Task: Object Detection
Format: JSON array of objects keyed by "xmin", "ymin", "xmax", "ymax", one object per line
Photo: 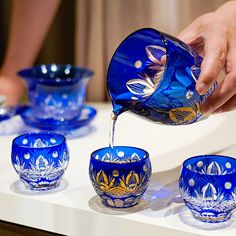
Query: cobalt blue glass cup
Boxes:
[
  {"xmin": 11, "ymin": 132, "xmax": 69, "ymax": 191},
  {"xmin": 107, "ymin": 28, "xmax": 217, "ymax": 125},
  {"xmin": 89, "ymin": 146, "xmax": 152, "ymax": 208},
  {"xmin": 179, "ymin": 155, "xmax": 236, "ymax": 223},
  {"xmin": 18, "ymin": 64, "xmax": 93, "ymax": 121}
]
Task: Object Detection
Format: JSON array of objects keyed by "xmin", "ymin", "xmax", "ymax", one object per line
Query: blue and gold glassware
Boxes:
[
  {"xmin": 89, "ymin": 146, "xmax": 152, "ymax": 208},
  {"xmin": 11, "ymin": 132, "xmax": 69, "ymax": 191},
  {"xmin": 107, "ymin": 28, "xmax": 217, "ymax": 125},
  {"xmin": 179, "ymin": 155, "xmax": 236, "ymax": 223},
  {"xmin": 18, "ymin": 64, "xmax": 93, "ymax": 121}
]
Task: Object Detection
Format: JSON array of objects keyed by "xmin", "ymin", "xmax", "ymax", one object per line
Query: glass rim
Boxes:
[
  {"xmin": 90, "ymin": 145, "xmax": 149, "ymax": 164},
  {"xmin": 12, "ymin": 131, "xmax": 66, "ymax": 149},
  {"xmin": 17, "ymin": 63, "xmax": 94, "ymax": 81},
  {"xmin": 182, "ymin": 154, "xmax": 236, "ymax": 176}
]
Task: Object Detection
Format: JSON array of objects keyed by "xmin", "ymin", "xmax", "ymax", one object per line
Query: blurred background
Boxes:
[
  {"xmin": 0, "ymin": 0, "xmax": 75, "ymax": 65},
  {"xmin": 0, "ymin": 0, "xmax": 227, "ymax": 101}
]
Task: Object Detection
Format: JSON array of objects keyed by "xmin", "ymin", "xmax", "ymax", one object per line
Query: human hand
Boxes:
[
  {"xmin": 0, "ymin": 74, "xmax": 26, "ymax": 106},
  {"xmin": 178, "ymin": 1, "xmax": 236, "ymax": 114}
]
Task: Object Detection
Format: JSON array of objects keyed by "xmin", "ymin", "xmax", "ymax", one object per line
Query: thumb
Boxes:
[
  {"xmin": 177, "ymin": 21, "xmax": 201, "ymax": 44},
  {"xmin": 178, "ymin": 31, "xmax": 197, "ymax": 44},
  {"xmin": 178, "ymin": 23, "xmax": 204, "ymax": 54}
]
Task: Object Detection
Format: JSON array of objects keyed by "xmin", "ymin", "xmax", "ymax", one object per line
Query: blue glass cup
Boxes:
[
  {"xmin": 107, "ymin": 28, "xmax": 217, "ymax": 125},
  {"xmin": 179, "ymin": 155, "xmax": 236, "ymax": 223},
  {"xmin": 89, "ymin": 146, "xmax": 152, "ymax": 208},
  {"xmin": 11, "ymin": 132, "xmax": 69, "ymax": 191},
  {"xmin": 18, "ymin": 64, "xmax": 93, "ymax": 121}
]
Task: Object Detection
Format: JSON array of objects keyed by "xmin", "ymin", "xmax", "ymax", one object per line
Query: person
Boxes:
[
  {"xmin": 178, "ymin": 1, "xmax": 236, "ymax": 114},
  {"xmin": 0, "ymin": 0, "xmax": 61, "ymax": 106},
  {"xmin": 1, "ymin": 0, "xmax": 236, "ymax": 115}
]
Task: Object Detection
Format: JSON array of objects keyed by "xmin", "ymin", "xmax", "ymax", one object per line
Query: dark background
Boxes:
[{"xmin": 0, "ymin": 0, "xmax": 76, "ymax": 66}]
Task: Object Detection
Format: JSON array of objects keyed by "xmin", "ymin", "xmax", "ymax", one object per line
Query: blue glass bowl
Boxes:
[
  {"xmin": 89, "ymin": 146, "xmax": 152, "ymax": 208},
  {"xmin": 11, "ymin": 132, "xmax": 69, "ymax": 191},
  {"xmin": 20, "ymin": 105, "xmax": 97, "ymax": 132},
  {"xmin": 107, "ymin": 28, "xmax": 217, "ymax": 125},
  {"xmin": 18, "ymin": 64, "xmax": 94, "ymax": 121},
  {"xmin": 179, "ymin": 155, "xmax": 236, "ymax": 223}
]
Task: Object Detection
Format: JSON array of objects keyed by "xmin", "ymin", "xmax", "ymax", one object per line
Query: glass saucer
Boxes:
[
  {"xmin": 20, "ymin": 105, "xmax": 97, "ymax": 132},
  {"xmin": 0, "ymin": 105, "xmax": 29, "ymax": 122}
]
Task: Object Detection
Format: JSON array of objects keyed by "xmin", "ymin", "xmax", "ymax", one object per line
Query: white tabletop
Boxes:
[{"xmin": 0, "ymin": 102, "xmax": 236, "ymax": 236}]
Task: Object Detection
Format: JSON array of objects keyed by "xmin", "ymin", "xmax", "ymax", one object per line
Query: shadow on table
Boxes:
[
  {"xmin": 88, "ymin": 165, "xmax": 183, "ymax": 216},
  {"xmin": 88, "ymin": 164, "xmax": 236, "ymax": 231},
  {"xmin": 178, "ymin": 206, "xmax": 236, "ymax": 230},
  {"xmin": 10, "ymin": 179, "xmax": 69, "ymax": 196}
]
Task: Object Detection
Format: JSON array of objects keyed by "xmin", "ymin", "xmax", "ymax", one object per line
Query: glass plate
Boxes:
[{"xmin": 21, "ymin": 105, "xmax": 97, "ymax": 131}]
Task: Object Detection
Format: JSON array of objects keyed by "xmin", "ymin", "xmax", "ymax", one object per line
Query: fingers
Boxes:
[
  {"xmin": 179, "ymin": 18, "xmax": 227, "ymax": 96},
  {"xmin": 196, "ymin": 33, "xmax": 227, "ymax": 95},
  {"xmin": 0, "ymin": 77, "xmax": 25, "ymax": 106},
  {"xmin": 201, "ymin": 44, "xmax": 236, "ymax": 114},
  {"xmin": 201, "ymin": 73, "xmax": 236, "ymax": 114},
  {"xmin": 178, "ymin": 19, "xmax": 201, "ymax": 44},
  {"xmin": 213, "ymin": 94, "xmax": 236, "ymax": 113},
  {"xmin": 160, "ymin": 55, "xmax": 166, "ymax": 65}
]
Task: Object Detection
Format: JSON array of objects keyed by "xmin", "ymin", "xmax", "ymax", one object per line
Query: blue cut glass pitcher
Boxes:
[{"xmin": 107, "ymin": 28, "xmax": 217, "ymax": 125}]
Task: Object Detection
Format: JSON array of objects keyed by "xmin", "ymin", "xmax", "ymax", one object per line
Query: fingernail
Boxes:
[{"xmin": 196, "ymin": 82, "xmax": 207, "ymax": 95}]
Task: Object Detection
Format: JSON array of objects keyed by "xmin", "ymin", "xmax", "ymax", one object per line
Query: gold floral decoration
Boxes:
[
  {"xmin": 169, "ymin": 103, "xmax": 200, "ymax": 124},
  {"xmin": 93, "ymin": 168, "xmax": 150, "ymax": 198}
]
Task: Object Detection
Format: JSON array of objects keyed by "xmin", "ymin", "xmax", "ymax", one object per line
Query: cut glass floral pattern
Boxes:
[
  {"xmin": 180, "ymin": 155, "xmax": 236, "ymax": 223},
  {"xmin": 126, "ymin": 45, "xmax": 166, "ymax": 101},
  {"xmin": 185, "ymin": 161, "xmax": 236, "ymax": 175},
  {"xmin": 12, "ymin": 133, "xmax": 69, "ymax": 191},
  {"xmin": 99, "ymin": 152, "xmax": 142, "ymax": 163}
]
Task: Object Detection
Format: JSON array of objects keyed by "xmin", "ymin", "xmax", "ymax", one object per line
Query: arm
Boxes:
[
  {"xmin": 178, "ymin": 1, "xmax": 236, "ymax": 114},
  {"xmin": 0, "ymin": 0, "xmax": 61, "ymax": 106}
]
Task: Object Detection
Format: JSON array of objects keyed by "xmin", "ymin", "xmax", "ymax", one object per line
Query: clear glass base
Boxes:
[
  {"xmin": 25, "ymin": 181, "xmax": 60, "ymax": 191},
  {"xmin": 192, "ymin": 211, "xmax": 232, "ymax": 223},
  {"xmin": 102, "ymin": 198, "xmax": 140, "ymax": 208}
]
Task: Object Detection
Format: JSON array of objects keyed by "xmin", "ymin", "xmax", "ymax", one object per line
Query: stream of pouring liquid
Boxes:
[
  {"xmin": 109, "ymin": 111, "xmax": 118, "ymax": 150},
  {"xmin": 109, "ymin": 99, "xmax": 133, "ymax": 160}
]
